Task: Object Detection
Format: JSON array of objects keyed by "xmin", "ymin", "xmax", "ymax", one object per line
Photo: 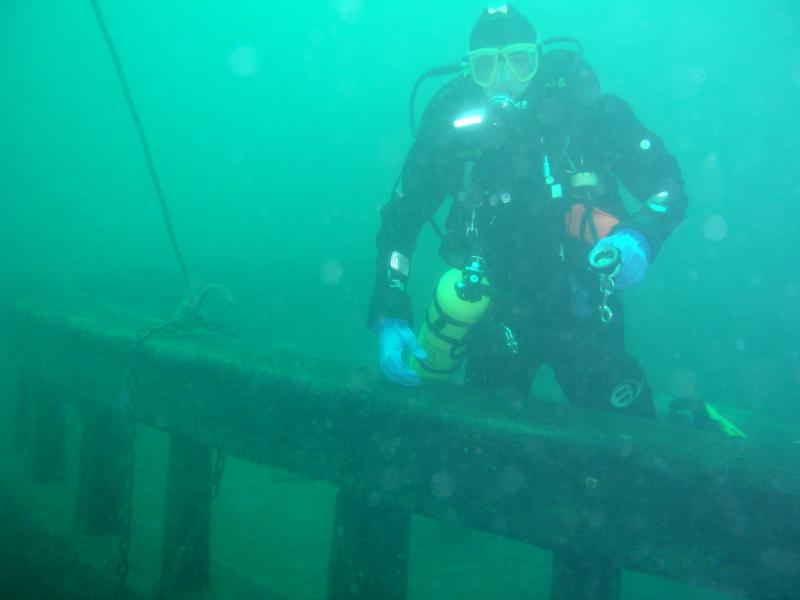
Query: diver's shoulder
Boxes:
[
  {"xmin": 534, "ymin": 49, "xmax": 602, "ymax": 107},
  {"xmin": 588, "ymin": 93, "xmax": 637, "ymax": 121},
  {"xmin": 417, "ymin": 76, "xmax": 482, "ymax": 135}
]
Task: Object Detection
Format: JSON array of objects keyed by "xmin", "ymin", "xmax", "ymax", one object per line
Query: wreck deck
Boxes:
[{"xmin": 2, "ymin": 298, "xmax": 798, "ymax": 599}]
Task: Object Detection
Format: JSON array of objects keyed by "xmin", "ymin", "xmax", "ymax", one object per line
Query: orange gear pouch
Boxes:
[{"xmin": 565, "ymin": 204, "xmax": 620, "ymax": 244}]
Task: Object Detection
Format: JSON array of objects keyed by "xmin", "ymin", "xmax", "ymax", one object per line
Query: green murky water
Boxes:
[{"xmin": 1, "ymin": 1, "xmax": 798, "ymax": 598}]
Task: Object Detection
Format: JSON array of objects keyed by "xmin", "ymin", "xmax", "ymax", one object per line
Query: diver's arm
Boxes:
[
  {"xmin": 367, "ymin": 138, "xmax": 449, "ymax": 328},
  {"xmin": 597, "ymin": 94, "xmax": 688, "ymax": 259}
]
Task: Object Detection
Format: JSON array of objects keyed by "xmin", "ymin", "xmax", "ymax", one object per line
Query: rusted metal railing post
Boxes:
[
  {"xmin": 551, "ymin": 549, "xmax": 622, "ymax": 600},
  {"xmin": 327, "ymin": 488, "xmax": 411, "ymax": 600},
  {"xmin": 157, "ymin": 435, "xmax": 212, "ymax": 597}
]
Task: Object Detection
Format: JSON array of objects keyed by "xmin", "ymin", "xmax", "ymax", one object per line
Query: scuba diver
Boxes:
[{"xmin": 369, "ymin": 3, "xmax": 742, "ymax": 432}]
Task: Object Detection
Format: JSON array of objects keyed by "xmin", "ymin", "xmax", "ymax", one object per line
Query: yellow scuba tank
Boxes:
[{"xmin": 410, "ymin": 258, "xmax": 491, "ymax": 380}]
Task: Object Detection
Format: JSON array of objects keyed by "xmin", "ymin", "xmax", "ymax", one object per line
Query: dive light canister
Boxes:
[{"xmin": 410, "ymin": 268, "xmax": 490, "ymax": 380}]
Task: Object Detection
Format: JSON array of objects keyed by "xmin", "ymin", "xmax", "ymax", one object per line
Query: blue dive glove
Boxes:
[
  {"xmin": 589, "ymin": 229, "xmax": 652, "ymax": 290},
  {"xmin": 374, "ymin": 318, "xmax": 427, "ymax": 387}
]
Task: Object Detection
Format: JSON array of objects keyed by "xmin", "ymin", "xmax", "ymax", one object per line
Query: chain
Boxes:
[
  {"xmin": 114, "ymin": 329, "xmax": 151, "ymax": 600},
  {"xmin": 115, "ymin": 362, "xmax": 139, "ymax": 600},
  {"xmin": 598, "ymin": 274, "xmax": 616, "ymax": 324},
  {"xmin": 588, "ymin": 244, "xmax": 621, "ymax": 325},
  {"xmin": 112, "ymin": 317, "xmax": 228, "ymax": 598},
  {"xmin": 211, "ymin": 449, "xmax": 227, "ymax": 500},
  {"xmin": 135, "ymin": 284, "xmax": 236, "ymax": 343}
]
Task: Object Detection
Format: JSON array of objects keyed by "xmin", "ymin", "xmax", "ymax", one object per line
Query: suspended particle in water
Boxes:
[
  {"xmin": 378, "ymin": 136, "xmax": 405, "ymax": 169},
  {"xmin": 226, "ymin": 139, "xmax": 246, "ymax": 165},
  {"xmin": 321, "ymin": 259, "xmax": 344, "ymax": 286},
  {"xmin": 668, "ymin": 367, "xmax": 697, "ymax": 398},
  {"xmin": 229, "ymin": 45, "xmax": 259, "ymax": 77},
  {"xmin": 587, "ymin": 508, "xmax": 606, "ymax": 530},
  {"xmin": 346, "ymin": 370, "xmax": 368, "ymax": 393},
  {"xmin": 330, "ymin": 0, "xmax": 364, "ymax": 25},
  {"xmin": 367, "ymin": 490, "xmax": 381, "ymax": 508},
  {"xmin": 615, "ymin": 434, "xmax": 634, "ymax": 458},
  {"xmin": 497, "ymin": 464, "xmax": 525, "ymax": 494},
  {"xmin": 430, "ymin": 469, "xmax": 456, "ymax": 499},
  {"xmin": 381, "ymin": 468, "xmax": 401, "ymax": 491},
  {"xmin": 115, "ymin": 386, "xmax": 130, "ymax": 411},
  {"xmin": 703, "ymin": 214, "xmax": 728, "ymax": 241},
  {"xmin": 689, "ymin": 66, "xmax": 708, "ymax": 85}
]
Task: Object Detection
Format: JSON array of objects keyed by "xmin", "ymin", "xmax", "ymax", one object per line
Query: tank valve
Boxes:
[{"xmin": 455, "ymin": 257, "xmax": 488, "ymax": 302}]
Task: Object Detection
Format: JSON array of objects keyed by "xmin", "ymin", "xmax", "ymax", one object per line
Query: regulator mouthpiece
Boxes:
[{"xmin": 484, "ymin": 93, "xmax": 528, "ymax": 129}]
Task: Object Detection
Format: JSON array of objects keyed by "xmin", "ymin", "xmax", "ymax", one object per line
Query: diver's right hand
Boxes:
[{"xmin": 374, "ymin": 318, "xmax": 427, "ymax": 387}]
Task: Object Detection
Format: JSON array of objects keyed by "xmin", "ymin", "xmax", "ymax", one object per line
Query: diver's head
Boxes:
[{"xmin": 468, "ymin": 3, "xmax": 539, "ymax": 101}]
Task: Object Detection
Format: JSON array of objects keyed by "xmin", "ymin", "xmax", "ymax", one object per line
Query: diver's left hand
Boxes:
[{"xmin": 589, "ymin": 229, "xmax": 652, "ymax": 290}]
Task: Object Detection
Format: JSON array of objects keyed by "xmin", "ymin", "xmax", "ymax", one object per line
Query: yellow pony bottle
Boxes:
[{"xmin": 410, "ymin": 258, "xmax": 491, "ymax": 380}]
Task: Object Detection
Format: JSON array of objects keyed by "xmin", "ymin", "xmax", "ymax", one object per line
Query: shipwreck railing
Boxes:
[{"xmin": 2, "ymin": 299, "xmax": 799, "ymax": 599}]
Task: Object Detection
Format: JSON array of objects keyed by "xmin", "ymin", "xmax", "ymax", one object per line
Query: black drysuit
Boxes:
[{"xmin": 369, "ymin": 53, "xmax": 687, "ymax": 417}]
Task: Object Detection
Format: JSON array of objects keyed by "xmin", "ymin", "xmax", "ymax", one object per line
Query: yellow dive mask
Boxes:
[{"xmin": 467, "ymin": 43, "xmax": 539, "ymax": 88}]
